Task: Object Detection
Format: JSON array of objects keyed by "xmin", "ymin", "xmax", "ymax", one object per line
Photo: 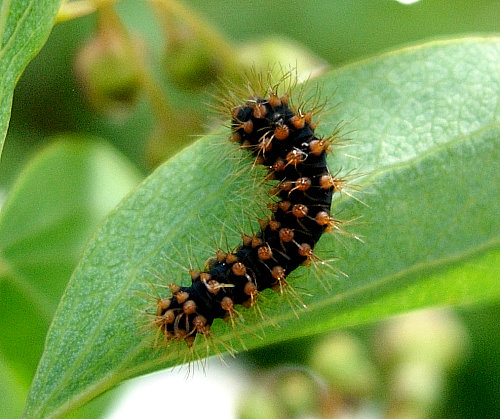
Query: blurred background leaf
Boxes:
[{"xmin": 0, "ymin": 138, "xmax": 141, "ymax": 417}]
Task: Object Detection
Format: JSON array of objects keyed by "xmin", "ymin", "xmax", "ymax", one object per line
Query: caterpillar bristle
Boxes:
[{"xmin": 148, "ymin": 68, "xmax": 359, "ymax": 352}]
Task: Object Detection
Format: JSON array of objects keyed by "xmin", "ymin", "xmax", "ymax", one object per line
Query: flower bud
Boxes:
[
  {"xmin": 165, "ymin": 38, "xmax": 224, "ymax": 90},
  {"xmin": 375, "ymin": 308, "xmax": 469, "ymax": 370},
  {"xmin": 237, "ymin": 36, "xmax": 330, "ymax": 82},
  {"xmin": 309, "ymin": 332, "xmax": 379, "ymax": 398},
  {"xmin": 75, "ymin": 7, "xmax": 143, "ymax": 117}
]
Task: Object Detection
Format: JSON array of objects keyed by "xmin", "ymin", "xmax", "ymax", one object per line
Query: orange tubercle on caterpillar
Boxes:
[{"xmin": 150, "ymin": 70, "xmax": 356, "ymax": 349}]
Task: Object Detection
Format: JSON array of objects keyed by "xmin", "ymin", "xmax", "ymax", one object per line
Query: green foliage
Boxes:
[
  {"xmin": 0, "ymin": 0, "xmax": 62, "ymax": 155},
  {"xmin": 22, "ymin": 38, "xmax": 500, "ymax": 418},
  {"xmin": 0, "ymin": 138, "xmax": 141, "ymax": 417},
  {"xmin": 0, "ymin": 1, "xmax": 498, "ymax": 418}
]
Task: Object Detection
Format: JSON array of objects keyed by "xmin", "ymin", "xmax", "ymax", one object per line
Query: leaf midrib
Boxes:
[
  {"xmin": 0, "ymin": 0, "xmax": 35, "ymax": 67},
  {"xmin": 32, "ymin": 120, "xmax": 500, "ymax": 418},
  {"xmin": 29, "ymin": 146, "xmax": 250, "ymax": 416},
  {"xmin": 0, "ymin": 0, "xmax": 13, "ymax": 50},
  {"xmin": 40, "ymin": 235, "xmax": 500, "ymax": 419},
  {"xmin": 238, "ymin": 235, "xmax": 500, "ymax": 342}
]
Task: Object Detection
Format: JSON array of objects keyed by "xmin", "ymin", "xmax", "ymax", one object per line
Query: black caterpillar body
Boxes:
[{"xmin": 154, "ymin": 87, "xmax": 338, "ymax": 346}]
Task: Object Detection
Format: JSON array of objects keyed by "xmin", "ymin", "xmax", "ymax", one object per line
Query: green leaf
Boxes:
[
  {"xmin": 0, "ymin": 138, "xmax": 141, "ymax": 418},
  {"xmin": 0, "ymin": 0, "xmax": 62, "ymax": 157},
  {"xmin": 24, "ymin": 37, "xmax": 500, "ymax": 418}
]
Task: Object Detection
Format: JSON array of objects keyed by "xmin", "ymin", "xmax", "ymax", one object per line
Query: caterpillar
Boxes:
[{"xmin": 153, "ymin": 72, "xmax": 345, "ymax": 348}]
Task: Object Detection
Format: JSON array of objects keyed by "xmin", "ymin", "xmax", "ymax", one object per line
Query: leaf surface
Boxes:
[
  {"xmin": 0, "ymin": 0, "xmax": 62, "ymax": 156},
  {"xmin": 24, "ymin": 37, "xmax": 500, "ymax": 418}
]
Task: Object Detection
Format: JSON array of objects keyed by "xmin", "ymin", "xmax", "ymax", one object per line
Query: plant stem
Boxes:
[
  {"xmin": 56, "ymin": 0, "xmax": 124, "ymax": 23},
  {"xmin": 97, "ymin": 3, "xmax": 174, "ymax": 124},
  {"xmin": 149, "ymin": 0, "xmax": 240, "ymax": 73}
]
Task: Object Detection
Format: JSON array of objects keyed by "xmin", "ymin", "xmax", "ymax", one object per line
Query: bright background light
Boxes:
[{"xmin": 396, "ymin": 0, "xmax": 422, "ymax": 5}]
